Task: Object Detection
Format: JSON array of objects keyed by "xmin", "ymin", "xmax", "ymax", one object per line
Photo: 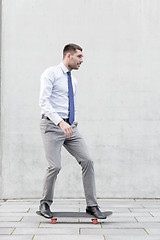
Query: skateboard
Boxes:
[{"xmin": 36, "ymin": 211, "xmax": 113, "ymax": 224}]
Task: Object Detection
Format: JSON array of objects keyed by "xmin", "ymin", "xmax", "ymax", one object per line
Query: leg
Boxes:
[
  {"xmin": 40, "ymin": 118, "xmax": 65, "ymax": 206},
  {"xmin": 63, "ymin": 123, "xmax": 98, "ymax": 207}
]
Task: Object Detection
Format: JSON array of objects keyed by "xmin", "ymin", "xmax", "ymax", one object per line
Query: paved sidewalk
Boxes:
[{"xmin": 0, "ymin": 199, "xmax": 160, "ymax": 240}]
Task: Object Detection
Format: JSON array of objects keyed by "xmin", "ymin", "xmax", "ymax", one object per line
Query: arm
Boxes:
[{"xmin": 39, "ymin": 69, "xmax": 63, "ymax": 125}]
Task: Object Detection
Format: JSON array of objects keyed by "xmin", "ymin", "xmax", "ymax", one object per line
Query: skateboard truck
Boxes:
[
  {"xmin": 51, "ymin": 218, "xmax": 98, "ymax": 224},
  {"xmin": 50, "ymin": 217, "xmax": 98, "ymax": 224}
]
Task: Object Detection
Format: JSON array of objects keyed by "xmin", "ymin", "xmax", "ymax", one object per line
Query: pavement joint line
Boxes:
[
  {"xmin": 27, "ymin": 208, "xmax": 31, "ymax": 212},
  {"xmin": 134, "ymin": 217, "xmax": 139, "ymax": 222},
  {"xmin": 19, "ymin": 216, "xmax": 24, "ymax": 222},
  {"xmin": 38, "ymin": 222, "xmax": 41, "ymax": 228},
  {"xmin": 143, "ymin": 228, "xmax": 149, "ymax": 235},
  {"xmin": 103, "ymin": 234, "xmax": 106, "ymax": 240},
  {"xmin": 149, "ymin": 212, "xmax": 154, "ymax": 217},
  {"xmin": 128, "ymin": 208, "xmax": 132, "ymax": 212},
  {"xmin": 141, "ymin": 204, "xmax": 145, "ymax": 208},
  {"xmin": 10, "ymin": 227, "xmax": 16, "ymax": 235},
  {"xmin": 32, "ymin": 234, "xmax": 35, "ymax": 240}
]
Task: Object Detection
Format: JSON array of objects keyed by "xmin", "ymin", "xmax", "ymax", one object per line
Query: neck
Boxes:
[{"xmin": 63, "ymin": 60, "xmax": 72, "ymax": 72}]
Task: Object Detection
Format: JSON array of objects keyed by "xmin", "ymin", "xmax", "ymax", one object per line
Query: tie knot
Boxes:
[{"xmin": 67, "ymin": 71, "xmax": 71, "ymax": 77}]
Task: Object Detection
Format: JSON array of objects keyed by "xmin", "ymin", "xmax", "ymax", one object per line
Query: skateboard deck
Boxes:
[{"xmin": 36, "ymin": 211, "xmax": 113, "ymax": 224}]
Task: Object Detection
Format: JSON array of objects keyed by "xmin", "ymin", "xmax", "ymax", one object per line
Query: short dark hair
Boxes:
[{"xmin": 63, "ymin": 43, "xmax": 83, "ymax": 58}]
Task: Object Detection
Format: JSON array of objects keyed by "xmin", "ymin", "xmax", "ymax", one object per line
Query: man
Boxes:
[{"xmin": 39, "ymin": 43, "xmax": 106, "ymax": 219}]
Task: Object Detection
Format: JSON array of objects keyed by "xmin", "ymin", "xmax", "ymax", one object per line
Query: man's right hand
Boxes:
[{"xmin": 59, "ymin": 120, "xmax": 73, "ymax": 138}]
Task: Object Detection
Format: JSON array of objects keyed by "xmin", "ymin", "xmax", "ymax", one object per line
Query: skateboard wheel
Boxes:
[
  {"xmin": 51, "ymin": 218, "xmax": 57, "ymax": 224},
  {"xmin": 92, "ymin": 219, "xmax": 98, "ymax": 224}
]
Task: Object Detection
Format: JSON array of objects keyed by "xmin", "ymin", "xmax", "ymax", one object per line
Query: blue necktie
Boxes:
[{"xmin": 67, "ymin": 71, "xmax": 75, "ymax": 125}]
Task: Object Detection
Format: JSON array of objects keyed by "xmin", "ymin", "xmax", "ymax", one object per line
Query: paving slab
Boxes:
[
  {"xmin": 80, "ymin": 228, "xmax": 147, "ymax": 235},
  {"xmin": 34, "ymin": 235, "xmax": 104, "ymax": 240},
  {"xmin": 150, "ymin": 212, "xmax": 160, "ymax": 217},
  {"xmin": 142, "ymin": 205, "xmax": 160, "ymax": 208},
  {"xmin": 98, "ymin": 199, "xmax": 135, "ymax": 202},
  {"xmin": 136, "ymin": 217, "xmax": 160, "ymax": 222},
  {"xmin": 130, "ymin": 208, "xmax": 160, "ymax": 213},
  {"xmin": 105, "ymin": 236, "xmax": 160, "ymax": 240},
  {"xmin": 0, "ymin": 213, "xmax": 39, "ymax": 217},
  {"xmin": 135, "ymin": 199, "xmax": 160, "ymax": 202},
  {"xmin": 146, "ymin": 228, "xmax": 160, "ymax": 234},
  {"xmin": 0, "ymin": 222, "xmax": 39, "ymax": 227},
  {"xmin": 39, "ymin": 222, "xmax": 101, "ymax": 228},
  {"xmin": 0, "ymin": 216, "xmax": 23, "ymax": 221},
  {"xmin": 6, "ymin": 199, "xmax": 39, "ymax": 202},
  {"xmin": 3, "ymin": 202, "xmax": 35, "ymax": 205},
  {"xmin": 112, "ymin": 212, "xmax": 151, "ymax": 217},
  {"xmin": 21, "ymin": 216, "xmax": 47, "ymax": 223},
  {"xmin": 101, "ymin": 204, "xmax": 143, "ymax": 208},
  {"xmin": 101, "ymin": 222, "xmax": 160, "ymax": 228},
  {"xmin": 0, "ymin": 227, "xmax": 15, "ymax": 234},
  {"xmin": 13, "ymin": 227, "xmax": 79, "ymax": 235},
  {"xmin": 0, "ymin": 236, "xmax": 33, "ymax": 240},
  {"xmin": 0, "ymin": 209, "xmax": 30, "ymax": 213},
  {"xmin": 102, "ymin": 217, "xmax": 137, "ymax": 223},
  {"xmin": 0, "ymin": 205, "xmax": 30, "ymax": 209}
]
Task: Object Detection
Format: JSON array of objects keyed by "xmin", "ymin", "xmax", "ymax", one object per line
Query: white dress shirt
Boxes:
[{"xmin": 39, "ymin": 63, "xmax": 77, "ymax": 125}]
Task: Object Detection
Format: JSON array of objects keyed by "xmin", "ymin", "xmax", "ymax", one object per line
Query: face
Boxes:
[{"xmin": 67, "ymin": 50, "xmax": 83, "ymax": 71}]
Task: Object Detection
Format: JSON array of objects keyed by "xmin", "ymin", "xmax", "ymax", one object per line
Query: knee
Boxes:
[
  {"xmin": 87, "ymin": 159, "xmax": 94, "ymax": 168},
  {"xmin": 80, "ymin": 158, "xmax": 94, "ymax": 168},
  {"xmin": 48, "ymin": 166, "xmax": 61, "ymax": 174}
]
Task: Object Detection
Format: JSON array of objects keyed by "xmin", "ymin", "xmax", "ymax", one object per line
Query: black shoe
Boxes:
[
  {"xmin": 39, "ymin": 203, "xmax": 53, "ymax": 218},
  {"xmin": 86, "ymin": 206, "xmax": 106, "ymax": 219}
]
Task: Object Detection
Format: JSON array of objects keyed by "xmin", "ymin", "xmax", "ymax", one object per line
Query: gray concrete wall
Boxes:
[
  {"xmin": 1, "ymin": 0, "xmax": 160, "ymax": 199},
  {"xmin": 0, "ymin": 0, "xmax": 2, "ymax": 198}
]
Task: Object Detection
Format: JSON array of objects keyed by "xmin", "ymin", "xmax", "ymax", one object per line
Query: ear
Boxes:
[{"xmin": 66, "ymin": 52, "xmax": 71, "ymax": 59}]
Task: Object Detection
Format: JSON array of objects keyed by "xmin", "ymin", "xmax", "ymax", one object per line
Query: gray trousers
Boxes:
[{"xmin": 40, "ymin": 118, "xmax": 98, "ymax": 207}]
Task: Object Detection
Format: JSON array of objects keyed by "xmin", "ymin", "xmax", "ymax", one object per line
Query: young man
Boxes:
[{"xmin": 39, "ymin": 43, "xmax": 106, "ymax": 219}]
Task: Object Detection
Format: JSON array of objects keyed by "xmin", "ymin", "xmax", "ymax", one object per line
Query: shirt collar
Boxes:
[{"xmin": 60, "ymin": 62, "xmax": 69, "ymax": 74}]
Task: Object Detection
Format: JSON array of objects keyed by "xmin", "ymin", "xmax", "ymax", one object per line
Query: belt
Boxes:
[
  {"xmin": 42, "ymin": 115, "xmax": 50, "ymax": 120},
  {"xmin": 42, "ymin": 115, "xmax": 70, "ymax": 124}
]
